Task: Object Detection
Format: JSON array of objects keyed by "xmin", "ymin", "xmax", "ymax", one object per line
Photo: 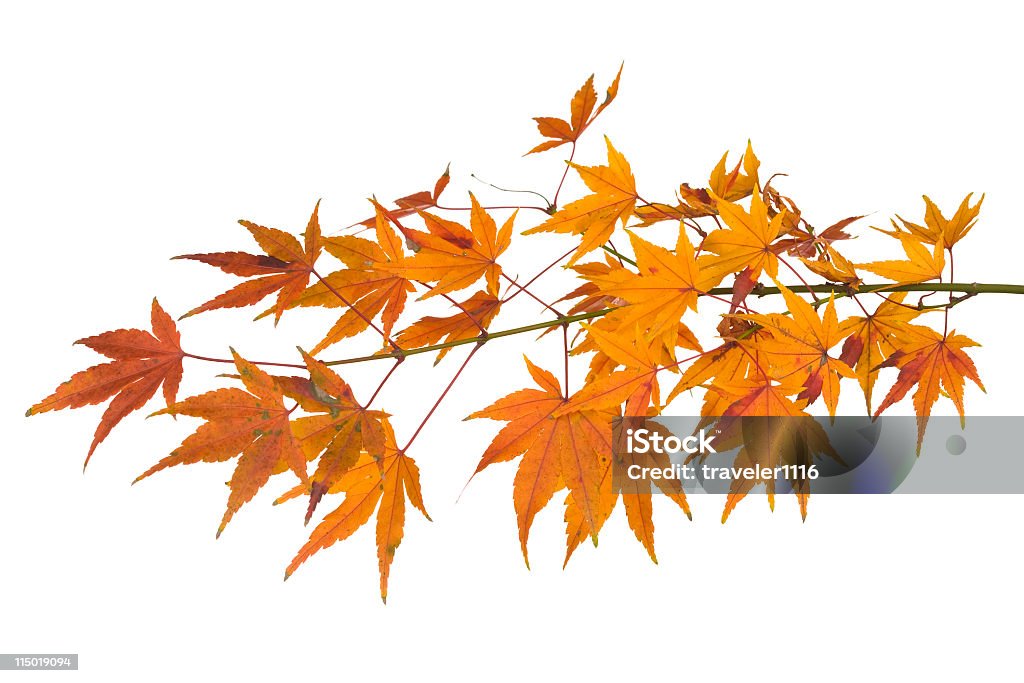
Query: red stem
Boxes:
[
  {"xmin": 401, "ymin": 343, "xmax": 483, "ymax": 453},
  {"xmin": 501, "ymin": 272, "xmax": 562, "ymax": 317},
  {"xmin": 418, "ymin": 281, "xmax": 488, "ymax": 335},
  {"xmin": 434, "ymin": 204, "xmax": 549, "ymax": 213},
  {"xmin": 562, "ymin": 323, "xmax": 570, "ymax": 399},
  {"xmin": 365, "ymin": 358, "xmax": 403, "ymax": 409},
  {"xmin": 311, "ymin": 267, "xmax": 401, "ymax": 351},
  {"xmin": 501, "ymin": 247, "xmax": 576, "ymax": 307},
  {"xmin": 777, "ymin": 256, "xmax": 820, "ymax": 302},
  {"xmin": 183, "ymin": 352, "xmax": 306, "ymax": 370},
  {"xmin": 552, "ymin": 142, "xmax": 576, "ymax": 209}
]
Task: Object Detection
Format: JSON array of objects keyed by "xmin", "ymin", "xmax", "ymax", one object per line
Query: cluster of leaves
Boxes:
[{"xmin": 29, "ymin": 67, "xmax": 998, "ymax": 600}]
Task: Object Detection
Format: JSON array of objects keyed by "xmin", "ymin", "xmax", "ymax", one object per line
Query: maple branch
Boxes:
[
  {"xmin": 180, "ymin": 283, "xmax": 1024, "ymax": 373},
  {"xmin": 321, "ymin": 282, "xmax": 1023, "ymax": 367}
]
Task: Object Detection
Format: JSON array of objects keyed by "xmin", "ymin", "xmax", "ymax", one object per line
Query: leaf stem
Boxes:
[
  {"xmin": 401, "ymin": 342, "xmax": 483, "ymax": 453},
  {"xmin": 551, "ymin": 142, "xmax": 576, "ymax": 210},
  {"xmin": 182, "ymin": 352, "xmax": 306, "ymax": 370},
  {"xmin": 364, "ymin": 358, "xmax": 404, "ymax": 410},
  {"xmin": 311, "ymin": 267, "xmax": 401, "ymax": 352},
  {"xmin": 500, "ymin": 272, "xmax": 562, "ymax": 317}
]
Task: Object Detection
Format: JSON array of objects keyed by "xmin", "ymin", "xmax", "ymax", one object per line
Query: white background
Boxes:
[{"xmin": 2, "ymin": 2, "xmax": 1023, "ymax": 681}]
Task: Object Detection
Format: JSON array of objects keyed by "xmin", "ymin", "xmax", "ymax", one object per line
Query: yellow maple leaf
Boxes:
[
  {"xmin": 698, "ymin": 189, "xmax": 786, "ymax": 287},
  {"xmin": 523, "ymin": 137, "xmax": 637, "ymax": 266},
  {"xmin": 859, "ymin": 232, "xmax": 945, "ymax": 284}
]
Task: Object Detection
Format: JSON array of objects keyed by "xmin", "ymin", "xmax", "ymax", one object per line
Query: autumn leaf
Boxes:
[
  {"xmin": 468, "ymin": 357, "xmax": 611, "ymax": 566},
  {"xmin": 555, "ymin": 257, "xmax": 627, "ymax": 318},
  {"xmin": 739, "ymin": 284, "xmax": 856, "ymax": 418},
  {"xmin": 709, "ymin": 140, "xmax": 760, "ymax": 202},
  {"xmin": 799, "ymin": 246, "xmax": 861, "ymax": 287},
  {"xmin": 896, "ymin": 193, "xmax": 984, "ymax": 249},
  {"xmin": 595, "ymin": 228, "xmax": 712, "ymax": 339},
  {"xmin": 523, "ymin": 137, "xmax": 638, "ymax": 266},
  {"xmin": 527, "ymin": 65, "xmax": 622, "ymax": 155},
  {"xmin": 379, "ymin": 194, "xmax": 513, "ymax": 299},
  {"xmin": 355, "ymin": 165, "xmax": 452, "ymax": 227},
  {"xmin": 281, "ymin": 203, "xmax": 413, "ymax": 353},
  {"xmin": 562, "ymin": 418, "xmax": 692, "ymax": 566},
  {"xmin": 873, "ymin": 325, "xmax": 985, "ymax": 453},
  {"xmin": 569, "ymin": 323, "xmax": 663, "ymax": 416},
  {"xmin": 705, "ymin": 416, "xmax": 839, "ymax": 521},
  {"xmin": 838, "ymin": 292, "xmax": 921, "ymax": 412},
  {"xmin": 634, "ymin": 142, "xmax": 761, "ymax": 226},
  {"xmin": 395, "ymin": 290, "xmax": 501, "ymax": 364},
  {"xmin": 281, "ymin": 351, "xmax": 391, "ymax": 523},
  {"xmin": 859, "ymin": 232, "xmax": 945, "ymax": 284},
  {"xmin": 698, "ymin": 189, "xmax": 786, "ymax": 287},
  {"xmin": 176, "ymin": 201, "xmax": 323, "ymax": 323},
  {"xmin": 285, "ymin": 444, "xmax": 429, "ymax": 603},
  {"xmin": 776, "ymin": 215, "xmax": 860, "ymax": 258},
  {"xmin": 27, "ymin": 299, "xmax": 184, "ymax": 468},
  {"xmin": 135, "ymin": 349, "xmax": 308, "ymax": 538}
]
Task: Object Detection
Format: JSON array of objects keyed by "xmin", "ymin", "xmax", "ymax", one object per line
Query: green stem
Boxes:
[
  {"xmin": 324, "ymin": 309, "xmax": 610, "ymax": 366},
  {"xmin": 322, "ymin": 282, "xmax": 1024, "ymax": 366}
]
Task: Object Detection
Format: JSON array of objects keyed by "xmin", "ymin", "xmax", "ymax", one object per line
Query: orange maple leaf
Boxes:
[
  {"xmin": 895, "ymin": 193, "xmax": 984, "ymax": 249},
  {"xmin": 523, "ymin": 137, "xmax": 638, "ymax": 266},
  {"xmin": 277, "ymin": 351, "xmax": 392, "ymax": 524},
  {"xmin": 176, "ymin": 201, "xmax": 323, "ymax": 323},
  {"xmin": 567, "ymin": 323, "xmax": 665, "ymax": 416},
  {"xmin": 27, "ymin": 298, "xmax": 184, "ymax": 467},
  {"xmin": 838, "ymin": 292, "xmax": 921, "ymax": 412},
  {"xmin": 395, "ymin": 290, "xmax": 501, "ymax": 364},
  {"xmin": 708, "ymin": 140, "xmax": 761, "ymax": 202},
  {"xmin": 285, "ymin": 420, "xmax": 428, "ymax": 602},
  {"xmin": 527, "ymin": 65, "xmax": 622, "ymax": 155},
  {"xmin": 596, "ymin": 229, "xmax": 714, "ymax": 339},
  {"xmin": 355, "ymin": 165, "xmax": 451, "ymax": 227},
  {"xmin": 705, "ymin": 415, "xmax": 839, "ymax": 521},
  {"xmin": 135, "ymin": 350, "xmax": 308, "ymax": 538},
  {"xmin": 799, "ymin": 247, "xmax": 861, "ymax": 287},
  {"xmin": 739, "ymin": 284, "xmax": 856, "ymax": 418},
  {"xmin": 873, "ymin": 325, "xmax": 985, "ymax": 452},
  {"xmin": 379, "ymin": 194, "xmax": 513, "ymax": 299},
  {"xmin": 633, "ymin": 142, "xmax": 760, "ymax": 226},
  {"xmin": 468, "ymin": 357, "xmax": 611, "ymax": 566},
  {"xmin": 859, "ymin": 231, "xmax": 945, "ymax": 284},
  {"xmin": 699, "ymin": 189, "xmax": 786, "ymax": 287},
  {"xmin": 278, "ymin": 204, "xmax": 413, "ymax": 353}
]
